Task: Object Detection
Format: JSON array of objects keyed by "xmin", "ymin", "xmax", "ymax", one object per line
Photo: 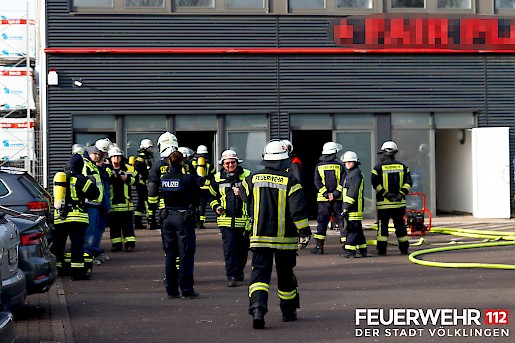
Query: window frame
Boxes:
[{"xmin": 386, "ymin": 0, "xmax": 475, "ymax": 12}]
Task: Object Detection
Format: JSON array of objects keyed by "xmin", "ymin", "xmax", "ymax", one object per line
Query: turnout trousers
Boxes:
[
  {"xmin": 220, "ymin": 226, "xmax": 249, "ymax": 280},
  {"xmin": 248, "ymin": 248, "xmax": 299, "ymax": 317},
  {"xmin": 315, "ymin": 201, "xmax": 344, "ymax": 241},
  {"xmin": 51, "ymin": 221, "xmax": 88, "ymax": 277},
  {"xmin": 109, "ymin": 211, "xmax": 136, "ymax": 251},
  {"xmin": 162, "ymin": 212, "xmax": 196, "ymax": 296},
  {"xmin": 377, "ymin": 207, "xmax": 409, "ymax": 254}
]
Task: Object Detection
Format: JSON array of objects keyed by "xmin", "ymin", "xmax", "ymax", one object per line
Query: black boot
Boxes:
[
  {"xmin": 252, "ymin": 307, "xmax": 266, "ymax": 329},
  {"xmin": 377, "ymin": 241, "xmax": 387, "ymax": 255},
  {"xmin": 399, "ymin": 240, "xmax": 409, "ymax": 255},
  {"xmin": 310, "ymin": 239, "xmax": 324, "ymax": 254},
  {"xmin": 134, "ymin": 215, "xmax": 146, "ymax": 230}
]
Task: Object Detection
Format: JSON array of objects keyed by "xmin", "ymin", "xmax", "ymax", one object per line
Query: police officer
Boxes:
[
  {"xmin": 371, "ymin": 141, "xmax": 413, "ymax": 255},
  {"xmin": 147, "ymin": 132, "xmax": 179, "ymax": 230},
  {"xmin": 192, "ymin": 145, "xmax": 216, "ymax": 230},
  {"xmin": 157, "ymin": 150, "xmax": 200, "ymax": 299},
  {"xmin": 209, "ymin": 149, "xmax": 251, "ymax": 287},
  {"xmin": 311, "ymin": 142, "xmax": 345, "ymax": 254},
  {"xmin": 133, "ymin": 138, "xmax": 154, "ymax": 230},
  {"xmin": 106, "ymin": 146, "xmax": 138, "ymax": 252},
  {"xmin": 240, "ymin": 140, "xmax": 311, "ymax": 329},
  {"xmin": 51, "ymin": 154, "xmax": 100, "ymax": 280},
  {"xmin": 340, "ymin": 151, "xmax": 367, "ymax": 258}
]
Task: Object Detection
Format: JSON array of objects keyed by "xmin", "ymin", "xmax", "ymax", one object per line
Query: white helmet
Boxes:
[
  {"xmin": 282, "ymin": 139, "xmax": 293, "ymax": 154},
  {"xmin": 108, "ymin": 146, "xmax": 123, "ymax": 158},
  {"xmin": 219, "ymin": 149, "xmax": 242, "ymax": 165},
  {"xmin": 322, "ymin": 142, "xmax": 342, "ymax": 155},
  {"xmin": 95, "ymin": 138, "xmax": 111, "ymax": 153},
  {"xmin": 178, "ymin": 147, "xmax": 192, "ymax": 158},
  {"xmin": 157, "ymin": 132, "xmax": 179, "ymax": 153},
  {"xmin": 196, "ymin": 145, "xmax": 208, "ymax": 154},
  {"xmin": 380, "ymin": 141, "xmax": 398, "ymax": 154},
  {"xmin": 263, "ymin": 140, "xmax": 289, "ymax": 161},
  {"xmin": 341, "ymin": 151, "xmax": 358, "ymax": 163},
  {"xmin": 140, "ymin": 139, "xmax": 154, "ymax": 150},
  {"xmin": 71, "ymin": 143, "xmax": 85, "ymax": 155}
]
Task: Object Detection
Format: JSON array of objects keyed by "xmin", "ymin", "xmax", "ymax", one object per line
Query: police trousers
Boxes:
[{"xmin": 161, "ymin": 211, "xmax": 196, "ymax": 295}]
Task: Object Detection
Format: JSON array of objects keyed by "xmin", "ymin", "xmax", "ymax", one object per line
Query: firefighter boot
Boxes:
[
  {"xmin": 310, "ymin": 239, "xmax": 324, "ymax": 254},
  {"xmin": 359, "ymin": 247, "xmax": 368, "ymax": 258},
  {"xmin": 280, "ymin": 296, "xmax": 299, "ymax": 322},
  {"xmin": 399, "ymin": 240, "xmax": 409, "ymax": 255},
  {"xmin": 377, "ymin": 241, "xmax": 387, "ymax": 256},
  {"xmin": 250, "ymin": 307, "xmax": 266, "ymax": 329}
]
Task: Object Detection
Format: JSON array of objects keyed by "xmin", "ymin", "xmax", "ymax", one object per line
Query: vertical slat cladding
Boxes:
[{"xmin": 48, "ymin": 112, "xmax": 72, "ymax": 181}]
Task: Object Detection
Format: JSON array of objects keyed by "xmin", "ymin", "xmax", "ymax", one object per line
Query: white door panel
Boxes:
[{"xmin": 472, "ymin": 127, "xmax": 511, "ymax": 218}]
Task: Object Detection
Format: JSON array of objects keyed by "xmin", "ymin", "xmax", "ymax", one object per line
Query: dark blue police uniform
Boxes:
[{"xmin": 160, "ymin": 165, "xmax": 200, "ymax": 298}]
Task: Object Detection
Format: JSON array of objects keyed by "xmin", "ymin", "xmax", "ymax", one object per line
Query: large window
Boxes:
[
  {"xmin": 496, "ymin": 0, "xmax": 515, "ymax": 9},
  {"xmin": 226, "ymin": 114, "xmax": 267, "ymax": 172}
]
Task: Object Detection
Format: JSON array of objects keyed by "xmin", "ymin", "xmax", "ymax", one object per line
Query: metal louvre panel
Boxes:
[
  {"xmin": 269, "ymin": 112, "xmax": 290, "ymax": 140},
  {"xmin": 279, "ymin": 55, "xmax": 486, "ymax": 112},
  {"xmin": 46, "ymin": 55, "xmax": 278, "ymax": 114},
  {"xmin": 278, "ymin": 18, "xmax": 338, "ymax": 48},
  {"xmin": 47, "ymin": 112, "xmax": 72, "ymax": 183},
  {"xmin": 47, "ymin": 1, "xmax": 278, "ymax": 47}
]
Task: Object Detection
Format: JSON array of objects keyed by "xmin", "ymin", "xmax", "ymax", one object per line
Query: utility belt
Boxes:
[{"xmin": 158, "ymin": 207, "xmax": 195, "ymax": 225}]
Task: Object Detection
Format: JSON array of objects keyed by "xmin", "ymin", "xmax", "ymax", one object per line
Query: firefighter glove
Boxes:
[
  {"xmin": 386, "ymin": 192, "xmax": 397, "ymax": 202},
  {"xmin": 243, "ymin": 219, "xmax": 252, "ymax": 238}
]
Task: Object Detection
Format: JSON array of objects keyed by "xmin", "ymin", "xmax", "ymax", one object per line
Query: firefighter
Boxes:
[
  {"xmin": 208, "ymin": 149, "xmax": 251, "ymax": 287},
  {"xmin": 51, "ymin": 154, "xmax": 100, "ymax": 280},
  {"xmin": 106, "ymin": 146, "xmax": 138, "ymax": 252},
  {"xmin": 371, "ymin": 141, "xmax": 413, "ymax": 255},
  {"xmin": 311, "ymin": 142, "xmax": 345, "ymax": 254},
  {"xmin": 192, "ymin": 145, "xmax": 216, "ymax": 230},
  {"xmin": 159, "ymin": 150, "xmax": 200, "ymax": 299},
  {"xmin": 340, "ymin": 151, "xmax": 367, "ymax": 258},
  {"xmin": 134, "ymin": 138, "xmax": 154, "ymax": 230},
  {"xmin": 82, "ymin": 145, "xmax": 109, "ymax": 265},
  {"xmin": 282, "ymin": 139, "xmax": 303, "ymax": 183},
  {"xmin": 240, "ymin": 139, "xmax": 311, "ymax": 329},
  {"xmin": 147, "ymin": 132, "xmax": 179, "ymax": 230}
]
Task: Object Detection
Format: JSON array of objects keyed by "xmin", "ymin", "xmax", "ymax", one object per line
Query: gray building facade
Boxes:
[{"xmin": 44, "ymin": 0, "xmax": 515, "ymax": 218}]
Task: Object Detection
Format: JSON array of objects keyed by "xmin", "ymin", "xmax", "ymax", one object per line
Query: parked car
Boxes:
[
  {"xmin": 0, "ymin": 167, "xmax": 52, "ymax": 229},
  {"xmin": 0, "ymin": 270, "xmax": 16, "ymax": 343},
  {"xmin": 0, "ymin": 206, "xmax": 57, "ymax": 295},
  {"xmin": 0, "ymin": 210, "xmax": 26, "ymax": 309}
]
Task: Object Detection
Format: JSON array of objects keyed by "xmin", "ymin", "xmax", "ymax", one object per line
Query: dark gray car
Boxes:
[
  {"xmin": 0, "ymin": 206, "xmax": 57, "ymax": 295},
  {"xmin": 0, "ymin": 211, "xmax": 26, "ymax": 309}
]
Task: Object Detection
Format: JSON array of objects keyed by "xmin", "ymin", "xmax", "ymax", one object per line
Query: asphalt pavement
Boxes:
[{"xmin": 12, "ymin": 216, "xmax": 515, "ymax": 343}]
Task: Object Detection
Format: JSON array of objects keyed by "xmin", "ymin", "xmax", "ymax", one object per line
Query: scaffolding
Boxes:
[{"xmin": 0, "ymin": 1, "xmax": 41, "ymax": 182}]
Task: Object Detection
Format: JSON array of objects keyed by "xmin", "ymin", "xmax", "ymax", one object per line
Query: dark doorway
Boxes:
[
  {"xmin": 291, "ymin": 130, "xmax": 333, "ymax": 219},
  {"xmin": 176, "ymin": 131, "xmax": 217, "ymax": 163}
]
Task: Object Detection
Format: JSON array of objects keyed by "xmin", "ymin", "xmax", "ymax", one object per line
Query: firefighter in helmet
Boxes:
[
  {"xmin": 51, "ymin": 154, "xmax": 100, "ymax": 280},
  {"xmin": 371, "ymin": 141, "xmax": 413, "ymax": 255},
  {"xmin": 208, "ymin": 149, "xmax": 251, "ymax": 287},
  {"xmin": 340, "ymin": 151, "xmax": 367, "ymax": 258},
  {"xmin": 311, "ymin": 142, "xmax": 345, "ymax": 254},
  {"xmin": 192, "ymin": 145, "xmax": 216, "ymax": 230},
  {"xmin": 147, "ymin": 132, "xmax": 179, "ymax": 231},
  {"xmin": 134, "ymin": 138, "xmax": 154, "ymax": 230},
  {"xmin": 106, "ymin": 146, "xmax": 138, "ymax": 252},
  {"xmin": 282, "ymin": 139, "xmax": 304, "ymax": 184},
  {"xmin": 240, "ymin": 139, "xmax": 311, "ymax": 329}
]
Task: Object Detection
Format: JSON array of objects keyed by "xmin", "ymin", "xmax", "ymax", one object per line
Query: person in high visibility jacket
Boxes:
[
  {"xmin": 51, "ymin": 154, "xmax": 100, "ymax": 280},
  {"xmin": 371, "ymin": 141, "xmax": 413, "ymax": 255},
  {"xmin": 82, "ymin": 145, "xmax": 109, "ymax": 264},
  {"xmin": 192, "ymin": 145, "xmax": 216, "ymax": 230},
  {"xmin": 106, "ymin": 146, "xmax": 138, "ymax": 252},
  {"xmin": 133, "ymin": 139, "xmax": 154, "ymax": 230},
  {"xmin": 240, "ymin": 139, "xmax": 311, "ymax": 329},
  {"xmin": 311, "ymin": 142, "xmax": 345, "ymax": 255},
  {"xmin": 340, "ymin": 151, "xmax": 367, "ymax": 258},
  {"xmin": 208, "ymin": 149, "xmax": 251, "ymax": 288}
]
